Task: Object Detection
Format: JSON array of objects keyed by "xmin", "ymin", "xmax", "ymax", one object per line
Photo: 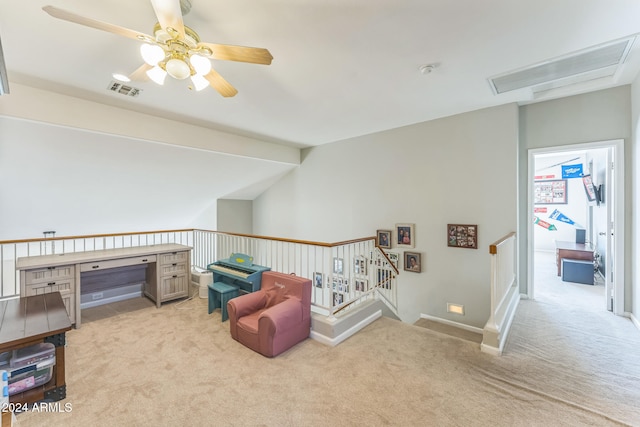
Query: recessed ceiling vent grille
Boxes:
[
  {"xmin": 107, "ymin": 81, "xmax": 142, "ymax": 97},
  {"xmin": 489, "ymin": 37, "xmax": 635, "ymax": 95}
]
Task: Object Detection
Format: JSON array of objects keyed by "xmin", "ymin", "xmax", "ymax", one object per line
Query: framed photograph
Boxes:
[
  {"xmin": 333, "ymin": 257, "xmax": 344, "ymax": 274},
  {"xmin": 355, "ymin": 279, "xmax": 368, "ymax": 292},
  {"xmin": 333, "ymin": 292, "xmax": 344, "ymax": 306},
  {"xmin": 447, "ymin": 224, "xmax": 478, "ymax": 249},
  {"xmin": 534, "ymin": 179, "xmax": 567, "ymax": 204},
  {"xmin": 395, "ymin": 223, "xmax": 415, "ymax": 248},
  {"xmin": 385, "ymin": 252, "xmax": 399, "ymax": 269},
  {"xmin": 313, "ymin": 272, "xmax": 323, "ymax": 288},
  {"xmin": 376, "ymin": 229, "xmax": 392, "ymax": 249},
  {"xmin": 353, "ymin": 256, "xmax": 367, "ymax": 275},
  {"xmin": 404, "ymin": 252, "xmax": 422, "ymax": 272}
]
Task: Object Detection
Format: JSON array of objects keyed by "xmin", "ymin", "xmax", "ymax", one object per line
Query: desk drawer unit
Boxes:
[
  {"xmin": 158, "ymin": 251, "xmax": 189, "ymax": 302},
  {"xmin": 24, "ymin": 265, "xmax": 74, "ymax": 284},
  {"xmin": 159, "ymin": 252, "xmax": 188, "ymax": 265},
  {"xmin": 23, "ymin": 265, "xmax": 76, "ymax": 324},
  {"xmin": 79, "ymin": 255, "xmax": 157, "ymax": 272},
  {"xmin": 23, "ymin": 281, "xmax": 76, "ymax": 324}
]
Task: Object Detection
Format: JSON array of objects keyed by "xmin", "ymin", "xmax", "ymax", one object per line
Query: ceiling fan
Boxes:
[{"xmin": 42, "ymin": 0, "xmax": 273, "ymax": 97}]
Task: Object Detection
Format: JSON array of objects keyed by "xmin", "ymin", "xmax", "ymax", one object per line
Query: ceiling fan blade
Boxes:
[
  {"xmin": 204, "ymin": 69, "xmax": 238, "ymax": 97},
  {"xmin": 199, "ymin": 43, "xmax": 273, "ymax": 65},
  {"xmin": 150, "ymin": 0, "xmax": 185, "ymax": 40},
  {"xmin": 129, "ymin": 63, "xmax": 153, "ymax": 82},
  {"xmin": 42, "ymin": 6, "xmax": 155, "ymax": 43}
]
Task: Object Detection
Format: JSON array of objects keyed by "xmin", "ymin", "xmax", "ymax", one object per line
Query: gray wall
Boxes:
[
  {"xmin": 253, "ymin": 104, "xmax": 519, "ymax": 326},
  {"xmin": 631, "ymin": 76, "xmax": 640, "ymax": 321},
  {"xmin": 217, "ymin": 200, "xmax": 253, "ymax": 234},
  {"xmin": 519, "ymin": 86, "xmax": 632, "ymax": 311}
]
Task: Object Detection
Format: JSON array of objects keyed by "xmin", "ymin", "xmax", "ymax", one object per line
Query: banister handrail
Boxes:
[
  {"xmin": 194, "ymin": 229, "xmax": 375, "ymax": 248},
  {"xmin": 375, "ymin": 246, "xmax": 400, "ymax": 275},
  {"xmin": 0, "ymin": 229, "xmax": 376, "ymax": 249},
  {"xmin": 0, "ymin": 229, "xmax": 195, "ymax": 245},
  {"xmin": 489, "ymin": 232, "xmax": 516, "ymax": 254}
]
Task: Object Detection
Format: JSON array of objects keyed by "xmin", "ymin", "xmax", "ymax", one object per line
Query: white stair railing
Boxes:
[
  {"xmin": 481, "ymin": 232, "xmax": 519, "ymax": 355},
  {"xmin": 193, "ymin": 230, "xmax": 399, "ymax": 316}
]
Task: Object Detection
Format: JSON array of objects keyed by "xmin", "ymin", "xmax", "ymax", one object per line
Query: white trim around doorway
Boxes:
[{"xmin": 527, "ymin": 139, "xmax": 625, "ymax": 316}]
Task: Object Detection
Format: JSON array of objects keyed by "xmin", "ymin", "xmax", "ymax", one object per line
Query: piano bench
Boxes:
[{"xmin": 208, "ymin": 282, "xmax": 240, "ymax": 322}]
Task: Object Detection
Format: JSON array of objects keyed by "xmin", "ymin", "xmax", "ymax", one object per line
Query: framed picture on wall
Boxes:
[
  {"xmin": 404, "ymin": 252, "xmax": 422, "ymax": 272},
  {"xmin": 353, "ymin": 256, "xmax": 367, "ymax": 275},
  {"xmin": 447, "ymin": 224, "xmax": 478, "ymax": 249},
  {"xmin": 395, "ymin": 223, "xmax": 415, "ymax": 248},
  {"xmin": 376, "ymin": 230, "xmax": 392, "ymax": 249},
  {"xmin": 313, "ymin": 272, "xmax": 323, "ymax": 288},
  {"xmin": 534, "ymin": 179, "xmax": 567, "ymax": 204},
  {"xmin": 333, "ymin": 257, "xmax": 344, "ymax": 274},
  {"xmin": 385, "ymin": 252, "xmax": 399, "ymax": 269}
]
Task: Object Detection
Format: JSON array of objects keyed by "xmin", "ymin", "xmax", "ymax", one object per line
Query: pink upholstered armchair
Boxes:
[{"xmin": 227, "ymin": 271, "xmax": 312, "ymax": 357}]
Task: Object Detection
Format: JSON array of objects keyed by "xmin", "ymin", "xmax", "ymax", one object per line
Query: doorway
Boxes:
[{"xmin": 527, "ymin": 139, "xmax": 625, "ymax": 315}]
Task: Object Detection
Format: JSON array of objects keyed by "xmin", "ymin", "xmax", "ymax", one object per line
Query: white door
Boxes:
[{"xmin": 604, "ymin": 149, "xmax": 614, "ymax": 311}]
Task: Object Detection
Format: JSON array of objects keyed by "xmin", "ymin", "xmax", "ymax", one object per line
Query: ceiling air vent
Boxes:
[
  {"xmin": 107, "ymin": 81, "xmax": 142, "ymax": 97},
  {"xmin": 488, "ymin": 37, "xmax": 635, "ymax": 95}
]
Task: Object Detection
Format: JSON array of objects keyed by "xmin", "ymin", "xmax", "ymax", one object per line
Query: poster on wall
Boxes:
[
  {"xmin": 582, "ymin": 174, "xmax": 597, "ymax": 202},
  {"xmin": 561, "ymin": 164, "xmax": 583, "ymax": 178},
  {"xmin": 534, "ymin": 180, "xmax": 567, "ymax": 204}
]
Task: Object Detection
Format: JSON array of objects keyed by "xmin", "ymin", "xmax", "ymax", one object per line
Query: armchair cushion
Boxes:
[{"xmin": 265, "ymin": 283, "xmax": 286, "ymax": 308}]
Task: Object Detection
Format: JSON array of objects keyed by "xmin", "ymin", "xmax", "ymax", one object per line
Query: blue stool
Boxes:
[{"xmin": 208, "ymin": 282, "xmax": 240, "ymax": 321}]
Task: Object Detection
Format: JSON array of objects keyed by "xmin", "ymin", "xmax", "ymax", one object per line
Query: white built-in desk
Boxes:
[{"xmin": 16, "ymin": 244, "xmax": 191, "ymax": 328}]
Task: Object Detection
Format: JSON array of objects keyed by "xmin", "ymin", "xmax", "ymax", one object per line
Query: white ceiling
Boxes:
[{"xmin": 2, "ymin": 0, "xmax": 640, "ymax": 149}]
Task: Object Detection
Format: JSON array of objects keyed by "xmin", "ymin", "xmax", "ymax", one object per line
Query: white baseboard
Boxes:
[
  {"xmin": 418, "ymin": 313, "xmax": 484, "ymax": 335},
  {"xmin": 480, "ymin": 343, "xmax": 502, "ymax": 356},
  {"xmin": 630, "ymin": 312, "xmax": 640, "ymax": 331},
  {"xmin": 310, "ymin": 310, "xmax": 381, "ymax": 347}
]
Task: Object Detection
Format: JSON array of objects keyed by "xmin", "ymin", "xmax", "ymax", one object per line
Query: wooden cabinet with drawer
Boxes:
[
  {"xmin": 144, "ymin": 249, "xmax": 190, "ymax": 307},
  {"xmin": 21, "ymin": 265, "xmax": 76, "ymax": 324},
  {"xmin": 158, "ymin": 250, "xmax": 189, "ymax": 303}
]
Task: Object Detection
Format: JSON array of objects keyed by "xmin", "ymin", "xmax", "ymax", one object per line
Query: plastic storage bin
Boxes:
[{"xmin": 2, "ymin": 343, "xmax": 56, "ymax": 395}]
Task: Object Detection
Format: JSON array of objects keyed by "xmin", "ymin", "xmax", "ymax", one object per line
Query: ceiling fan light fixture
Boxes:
[
  {"xmin": 146, "ymin": 66, "xmax": 167, "ymax": 85},
  {"xmin": 166, "ymin": 58, "xmax": 191, "ymax": 80},
  {"xmin": 140, "ymin": 43, "xmax": 165, "ymax": 66},
  {"xmin": 190, "ymin": 54, "xmax": 211, "ymax": 75},
  {"xmin": 190, "ymin": 74, "xmax": 209, "ymax": 91}
]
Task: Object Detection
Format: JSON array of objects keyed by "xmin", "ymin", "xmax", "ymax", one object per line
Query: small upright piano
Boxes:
[{"xmin": 206, "ymin": 253, "xmax": 271, "ymax": 294}]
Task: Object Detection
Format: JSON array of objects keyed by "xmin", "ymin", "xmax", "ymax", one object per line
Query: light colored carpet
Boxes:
[{"xmin": 15, "ymin": 283, "xmax": 640, "ymax": 426}]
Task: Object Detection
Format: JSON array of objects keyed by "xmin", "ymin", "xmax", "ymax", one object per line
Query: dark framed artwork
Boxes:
[
  {"xmin": 404, "ymin": 252, "xmax": 422, "ymax": 272},
  {"xmin": 534, "ymin": 179, "xmax": 567, "ymax": 204},
  {"xmin": 447, "ymin": 224, "xmax": 478, "ymax": 249},
  {"xmin": 376, "ymin": 230, "xmax": 392, "ymax": 249},
  {"xmin": 395, "ymin": 223, "xmax": 415, "ymax": 248}
]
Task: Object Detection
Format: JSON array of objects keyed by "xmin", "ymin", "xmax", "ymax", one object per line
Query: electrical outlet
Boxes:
[
  {"xmin": 447, "ymin": 303, "xmax": 464, "ymax": 315},
  {"xmin": 92, "ymin": 292, "xmax": 103, "ymax": 300}
]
